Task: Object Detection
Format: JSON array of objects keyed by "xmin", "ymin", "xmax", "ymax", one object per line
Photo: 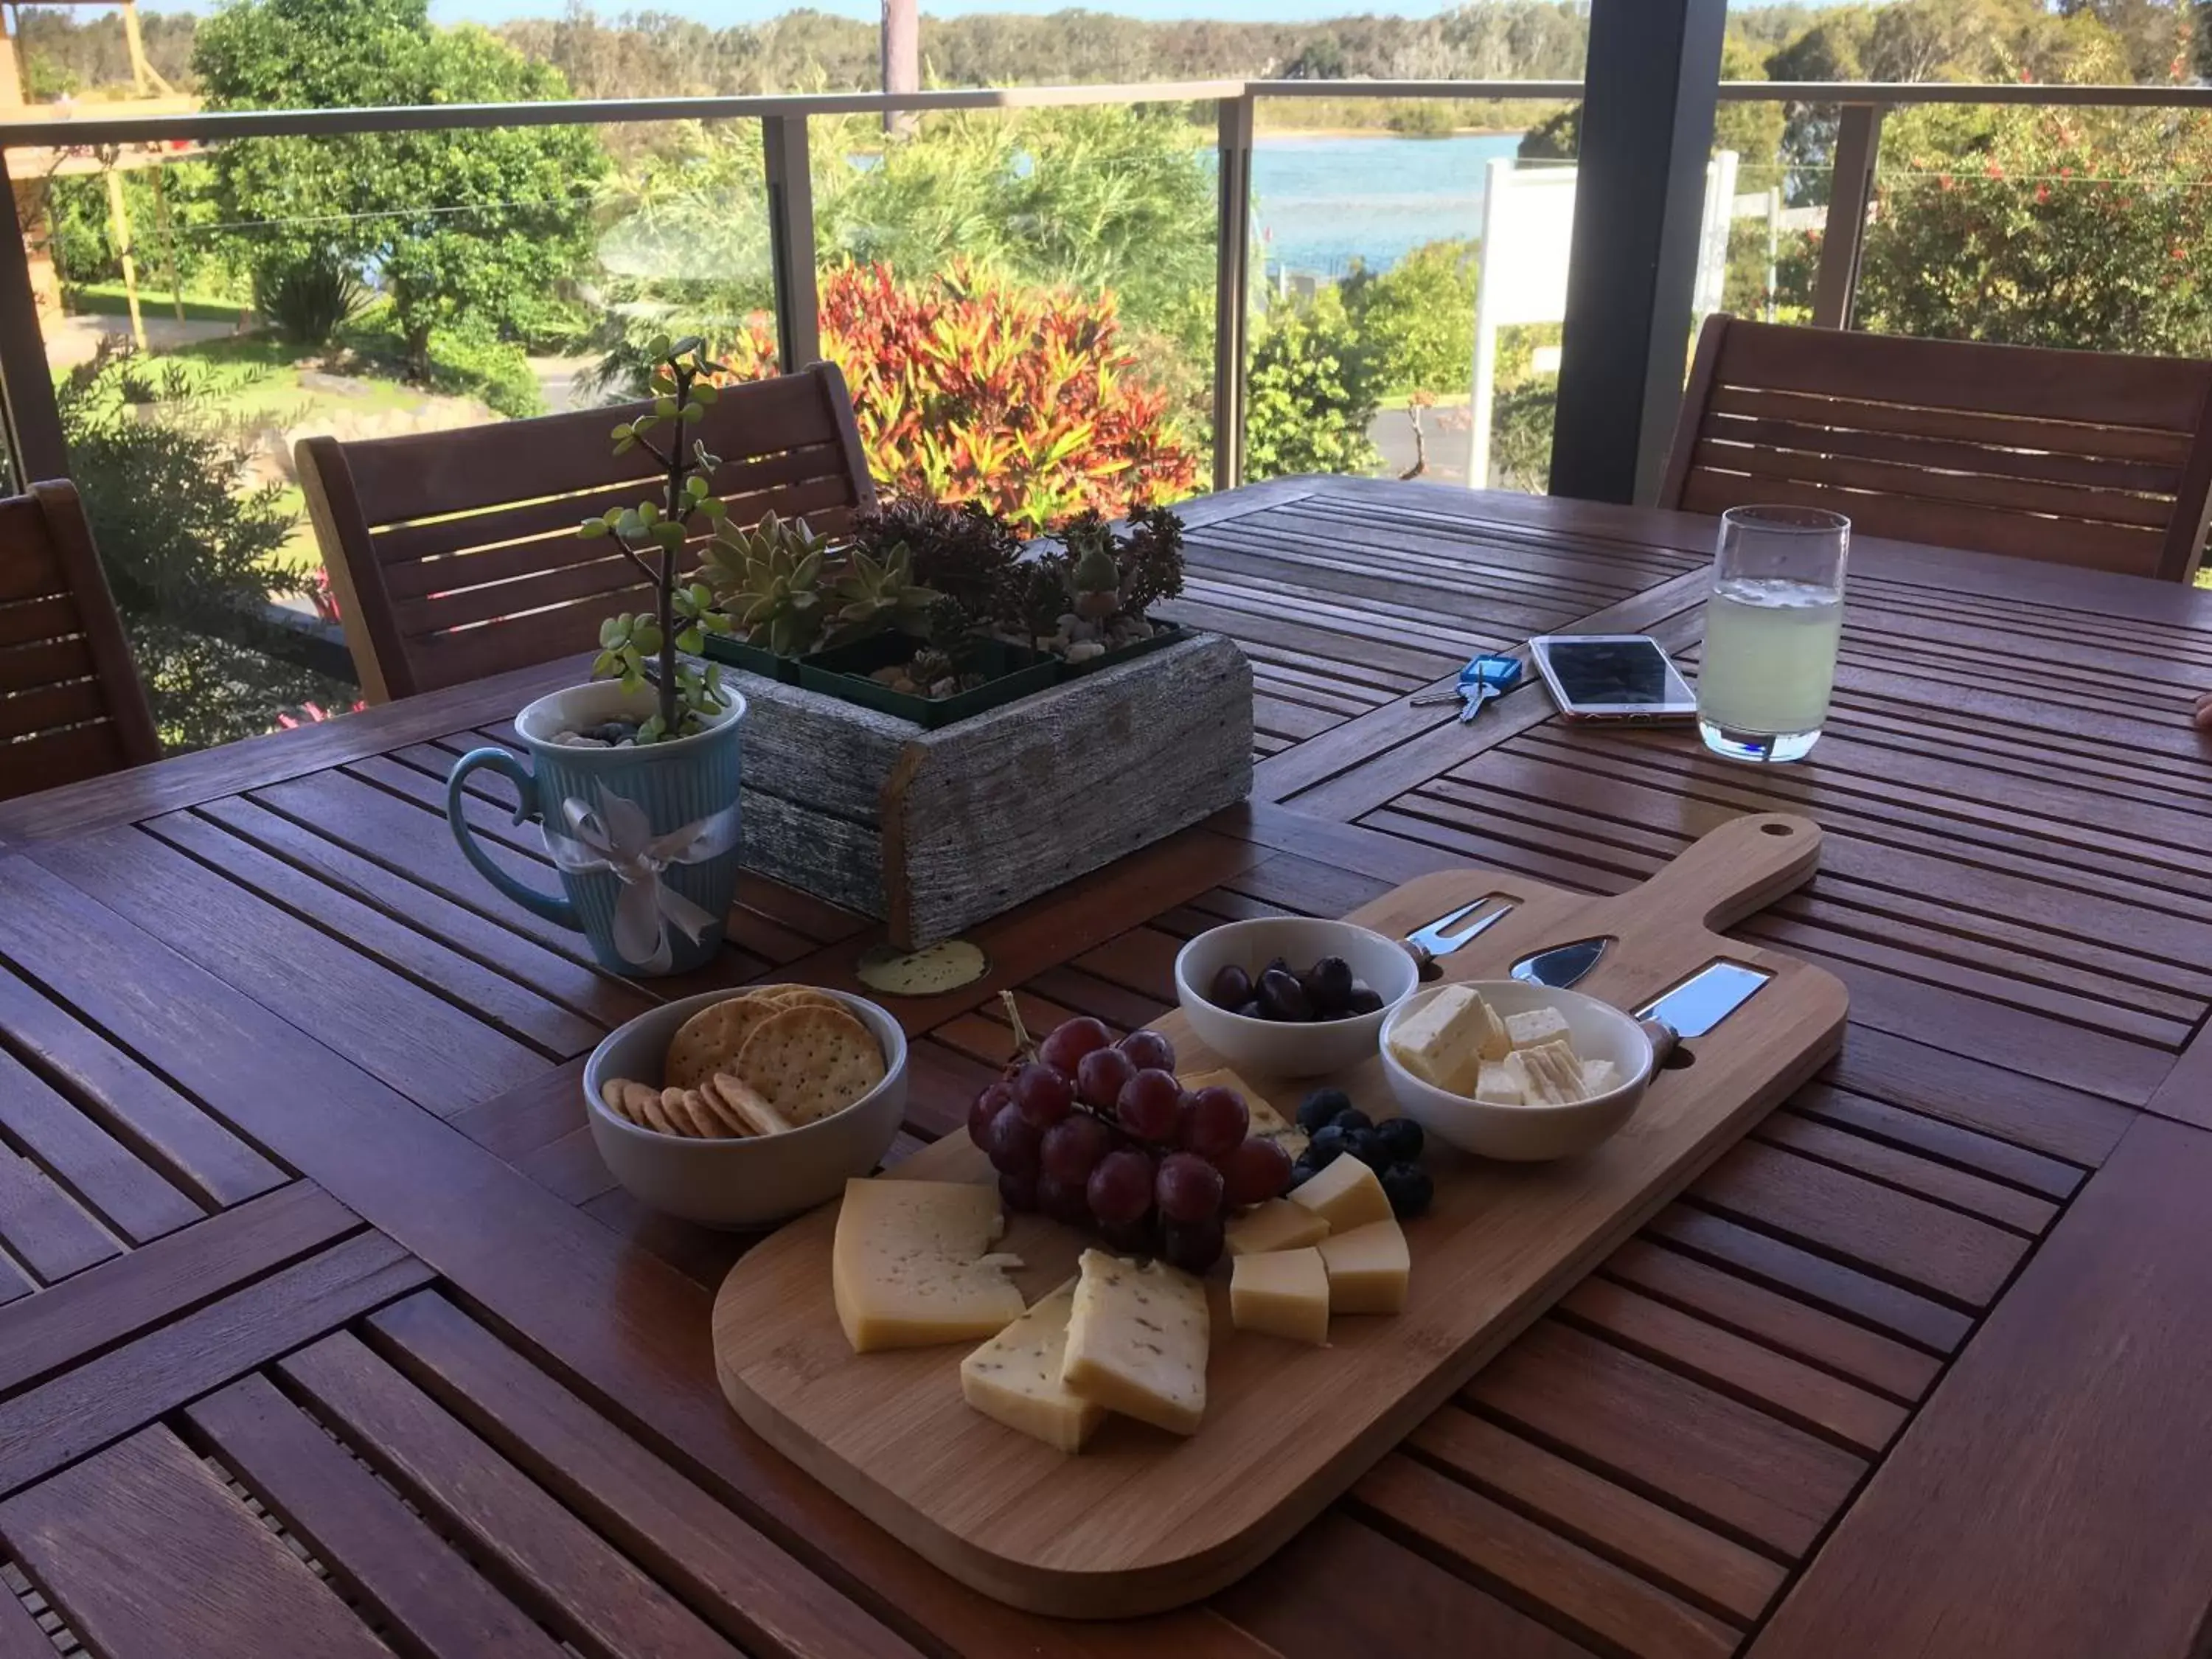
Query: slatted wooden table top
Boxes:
[{"xmin": 1, "ymin": 478, "xmax": 2208, "ymax": 1659}]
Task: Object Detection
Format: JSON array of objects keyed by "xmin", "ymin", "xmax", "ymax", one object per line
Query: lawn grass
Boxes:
[{"xmin": 65, "ymin": 282, "xmax": 250, "ymax": 324}]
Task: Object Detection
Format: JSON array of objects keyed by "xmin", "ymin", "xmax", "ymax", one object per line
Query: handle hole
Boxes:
[
  {"xmin": 1759, "ymin": 822, "xmax": 1792, "ymax": 837},
  {"xmin": 1659, "ymin": 1043, "xmax": 1697, "ymax": 1071}
]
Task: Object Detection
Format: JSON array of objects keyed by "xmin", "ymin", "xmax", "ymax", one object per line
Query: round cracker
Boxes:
[
  {"xmin": 666, "ymin": 994, "xmax": 787, "ymax": 1088},
  {"xmin": 694, "ymin": 1075, "xmax": 755, "ymax": 1138},
  {"xmin": 768, "ymin": 988, "xmax": 846, "ymax": 1012},
  {"xmin": 612, "ymin": 1079, "xmax": 661, "ymax": 1128},
  {"xmin": 735, "ymin": 1003, "xmax": 886, "ymax": 1125}
]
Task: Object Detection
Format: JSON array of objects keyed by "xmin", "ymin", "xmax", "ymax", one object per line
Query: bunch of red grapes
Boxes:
[{"xmin": 968, "ymin": 1014, "xmax": 1293, "ymax": 1274}]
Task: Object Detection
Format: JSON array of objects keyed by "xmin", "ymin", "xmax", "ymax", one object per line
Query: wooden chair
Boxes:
[
  {"xmin": 297, "ymin": 361, "xmax": 878, "ymax": 702},
  {"xmin": 0, "ymin": 479, "xmax": 159, "ymax": 800},
  {"xmin": 1660, "ymin": 316, "xmax": 2212, "ymax": 582}
]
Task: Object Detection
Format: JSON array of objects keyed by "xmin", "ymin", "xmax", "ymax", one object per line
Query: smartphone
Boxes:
[{"xmin": 1528, "ymin": 634, "xmax": 1697, "ymax": 721}]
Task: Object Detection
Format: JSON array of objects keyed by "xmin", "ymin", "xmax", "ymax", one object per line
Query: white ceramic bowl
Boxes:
[
  {"xmin": 1174, "ymin": 917, "xmax": 1421, "ymax": 1079},
  {"xmin": 582, "ymin": 987, "xmax": 908, "ymax": 1228},
  {"xmin": 1380, "ymin": 980, "xmax": 1653, "ymax": 1161}
]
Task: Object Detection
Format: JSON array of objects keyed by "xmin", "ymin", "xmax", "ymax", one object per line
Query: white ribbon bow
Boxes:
[{"xmin": 542, "ymin": 786, "xmax": 741, "ymax": 973}]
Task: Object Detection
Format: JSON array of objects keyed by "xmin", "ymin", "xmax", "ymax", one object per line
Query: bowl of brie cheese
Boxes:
[{"xmin": 1378, "ymin": 980, "xmax": 1652, "ymax": 1161}]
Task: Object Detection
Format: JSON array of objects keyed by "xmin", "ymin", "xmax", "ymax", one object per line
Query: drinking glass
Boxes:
[{"xmin": 1697, "ymin": 506, "xmax": 1849, "ymax": 764}]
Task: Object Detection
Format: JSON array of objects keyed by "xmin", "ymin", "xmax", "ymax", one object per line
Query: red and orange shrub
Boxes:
[{"xmin": 725, "ymin": 260, "xmax": 1200, "ymax": 530}]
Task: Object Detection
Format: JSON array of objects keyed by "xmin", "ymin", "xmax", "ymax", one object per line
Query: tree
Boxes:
[
  {"xmin": 1856, "ymin": 102, "xmax": 2212, "ymax": 356},
  {"xmin": 1341, "ymin": 240, "xmax": 1476, "ymax": 398},
  {"xmin": 194, "ymin": 0, "xmax": 607, "ymax": 374}
]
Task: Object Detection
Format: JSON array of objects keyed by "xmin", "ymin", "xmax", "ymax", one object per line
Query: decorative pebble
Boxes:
[{"xmin": 1065, "ymin": 640, "xmax": 1106, "ymax": 663}]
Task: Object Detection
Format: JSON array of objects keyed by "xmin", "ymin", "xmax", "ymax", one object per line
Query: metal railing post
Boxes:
[
  {"xmin": 1812, "ymin": 102, "xmax": 1883, "ymax": 330},
  {"xmin": 1211, "ymin": 92, "xmax": 1254, "ymax": 494},
  {"xmin": 0, "ymin": 146, "xmax": 66, "ymax": 486},
  {"xmin": 763, "ymin": 113, "xmax": 821, "ymax": 373}
]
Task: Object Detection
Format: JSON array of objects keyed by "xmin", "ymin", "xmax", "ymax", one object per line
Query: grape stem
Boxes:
[{"xmin": 999, "ymin": 990, "xmax": 1037, "ymax": 1063}]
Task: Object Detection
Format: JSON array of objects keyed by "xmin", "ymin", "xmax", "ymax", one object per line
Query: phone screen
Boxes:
[{"xmin": 1542, "ymin": 639, "xmax": 1690, "ymax": 709}]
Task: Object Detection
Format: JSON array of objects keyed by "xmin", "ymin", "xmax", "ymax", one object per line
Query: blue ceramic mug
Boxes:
[{"xmin": 446, "ymin": 681, "xmax": 747, "ymax": 976}]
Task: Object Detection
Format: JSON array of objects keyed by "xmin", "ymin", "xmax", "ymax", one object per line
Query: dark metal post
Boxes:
[
  {"xmin": 1211, "ymin": 93, "xmax": 1254, "ymax": 493},
  {"xmin": 1548, "ymin": 0, "xmax": 1727, "ymax": 505},
  {"xmin": 762, "ymin": 114, "xmax": 821, "ymax": 374},
  {"xmin": 0, "ymin": 146, "xmax": 67, "ymax": 485},
  {"xmin": 1812, "ymin": 102, "xmax": 1884, "ymax": 329}
]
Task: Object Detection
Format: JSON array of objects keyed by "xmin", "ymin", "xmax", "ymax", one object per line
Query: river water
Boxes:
[{"xmin": 1251, "ymin": 131, "xmax": 1526, "ymax": 280}]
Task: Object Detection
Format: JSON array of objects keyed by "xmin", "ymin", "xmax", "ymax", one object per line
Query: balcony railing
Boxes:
[
  {"xmin": 1, "ymin": 71, "xmax": 2206, "ymax": 742},
  {"xmin": 7, "ymin": 76, "xmax": 2212, "ymax": 493}
]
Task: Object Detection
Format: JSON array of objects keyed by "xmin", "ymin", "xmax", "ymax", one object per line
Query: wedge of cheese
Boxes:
[
  {"xmin": 1288, "ymin": 1155, "xmax": 1394, "ymax": 1234},
  {"xmin": 1180, "ymin": 1065, "xmax": 1307, "ymax": 1159},
  {"xmin": 831, "ymin": 1178, "xmax": 1026, "ymax": 1354},
  {"xmin": 1231, "ymin": 1248, "xmax": 1330, "ymax": 1345},
  {"xmin": 1225, "ymin": 1197, "xmax": 1331, "ymax": 1257},
  {"xmin": 1580, "ymin": 1058, "xmax": 1621, "ymax": 1096},
  {"xmin": 1318, "ymin": 1218, "xmax": 1411, "ymax": 1315},
  {"xmin": 960, "ymin": 1280, "xmax": 1104, "ymax": 1452},
  {"xmin": 1388, "ymin": 984, "xmax": 1507, "ymax": 1093},
  {"xmin": 1504, "ymin": 1006, "xmax": 1575, "ymax": 1055},
  {"xmin": 1512, "ymin": 1038, "xmax": 1587, "ymax": 1105},
  {"xmin": 1061, "ymin": 1251, "xmax": 1209, "ymax": 1436},
  {"xmin": 1474, "ymin": 1061, "xmax": 1524, "ymax": 1105}
]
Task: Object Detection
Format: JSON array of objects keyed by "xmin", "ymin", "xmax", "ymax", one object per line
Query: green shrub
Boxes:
[
  {"xmin": 424, "ymin": 326, "xmax": 544, "ymax": 419},
  {"xmin": 1244, "ymin": 287, "xmax": 1385, "ymax": 481},
  {"xmin": 58, "ymin": 343, "xmax": 352, "ymax": 752},
  {"xmin": 252, "ymin": 249, "xmax": 370, "ymax": 348}
]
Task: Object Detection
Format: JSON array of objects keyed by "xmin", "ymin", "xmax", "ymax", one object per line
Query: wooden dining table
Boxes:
[{"xmin": 0, "ymin": 476, "xmax": 2206, "ymax": 1659}]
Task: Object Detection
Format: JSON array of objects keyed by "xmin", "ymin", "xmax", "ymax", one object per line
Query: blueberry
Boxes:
[
  {"xmin": 1307, "ymin": 1123, "xmax": 1348, "ymax": 1166},
  {"xmin": 1380, "ymin": 1162, "xmax": 1433, "ymax": 1219},
  {"xmin": 1298, "ymin": 1088, "xmax": 1353, "ymax": 1132},
  {"xmin": 1286, "ymin": 1163, "xmax": 1316, "ymax": 1192},
  {"xmin": 1377, "ymin": 1116, "xmax": 1425, "ymax": 1163},
  {"xmin": 1344, "ymin": 1128, "xmax": 1387, "ymax": 1169},
  {"xmin": 1332, "ymin": 1106, "xmax": 1373, "ymax": 1135}
]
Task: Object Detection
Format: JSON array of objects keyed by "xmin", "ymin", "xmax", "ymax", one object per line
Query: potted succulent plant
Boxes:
[
  {"xmin": 1015, "ymin": 505, "xmax": 1189, "ymax": 675},
  {"xmin": 442, "ymin": 337, "xmax": 748, "ymax": 978}
]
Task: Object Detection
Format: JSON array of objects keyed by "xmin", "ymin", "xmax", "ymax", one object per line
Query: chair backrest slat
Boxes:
[
  {"xmin": 1660, "ymin": 316, "xmax": 2212, "ymax": 582},
  {"xmin": 299, "ymin": 363, "xmax": 878, "ymax": 700},
  {"xmin": 0, "ymin": 480, "xmax": 161, "ymax": 801}
]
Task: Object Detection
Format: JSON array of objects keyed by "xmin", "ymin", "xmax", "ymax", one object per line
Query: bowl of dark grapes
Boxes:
[{"xmin": 1172, "ymin": 917, "xmax": 1419, "ymax": 1078}]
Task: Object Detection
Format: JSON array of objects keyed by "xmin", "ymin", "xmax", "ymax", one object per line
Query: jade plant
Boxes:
[{"xmin": 575, "ymin": 335, "xmax": 734, "ymax": 743}]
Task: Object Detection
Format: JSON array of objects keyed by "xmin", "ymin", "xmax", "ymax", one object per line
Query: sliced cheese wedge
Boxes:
[
  {"xmin": 1061, "ymin": 1250, "xmax": 1209, "ymax": 1436},
  {"xmin": 1503, "ymin": 1006, "xmax": 1575, "ymax": 1055},
  {"xmin": 1580, "ymin": 1058, "xmax": 1621, "ymax": 1096},
  {"xmin": 1288, "ymin": 1155, "xmax": 1394, "ymax": 1234},
  {"xmin": 1514, "ymin": 1038, "xmax": 1587, "ymax": 1105},
  {"xmin": 831, "ymin": 1178, "xmax": 1026, "ymax": 1354},
  {"xmin": 1474, "ymin": 1061, "xmax": 1525, "ymax": 1105},
  {"xmin": 1387, "ymin": 984, "xmax": 1505, "ymax": 1093},
  {"xmin": 1318, "ymin": 1218, "xmax": 1411, "ymax": 1315},
  {"xmin": 960, "ymin": 1280, "xmax": 1104, "ymax": 1452},
  {"xmin": 1231, "ymin": 1248, "xmax": 1330, "ymax": 1345},
  {"xmin": 1226, "ymin": 1196, "xmax": 1331, "ymax": 1256}
]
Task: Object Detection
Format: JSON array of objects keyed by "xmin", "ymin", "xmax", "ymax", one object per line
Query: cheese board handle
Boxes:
[{"xmin": 1629, "ymin": 813, "xmax": 1823, "ymax": 936}]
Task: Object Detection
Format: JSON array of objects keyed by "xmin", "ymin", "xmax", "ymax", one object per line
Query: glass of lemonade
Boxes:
[{"xmin": 1697, "ymin": 506, "xmax": 1848, "ymax": 764}]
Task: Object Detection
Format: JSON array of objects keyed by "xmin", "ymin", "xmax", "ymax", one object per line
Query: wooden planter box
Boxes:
[{"xmin": 729, "ymin": 633, "xmax": 1253, "ymax": 947}]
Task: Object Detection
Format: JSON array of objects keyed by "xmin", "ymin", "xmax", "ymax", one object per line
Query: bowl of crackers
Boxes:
[{"xmin": 583, "ymin": 981, "xmax": 908, "ymax": 1228}]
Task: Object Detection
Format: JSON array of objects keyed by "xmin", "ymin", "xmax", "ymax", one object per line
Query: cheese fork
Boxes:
[{"xmin": 1403, "ymin": 896, "xmax": 1514, "ymax": 980}]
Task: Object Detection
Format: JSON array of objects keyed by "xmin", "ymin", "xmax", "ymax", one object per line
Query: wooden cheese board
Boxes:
[{"xmin": 712, "ymin": 813, "xmax": 1849, "ymax": 1618}]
